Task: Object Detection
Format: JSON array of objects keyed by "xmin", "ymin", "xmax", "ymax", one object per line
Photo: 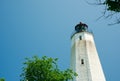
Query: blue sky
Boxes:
[{"xmin": 0, "ymin": 0, "xmax": 120, "ymax": 81}]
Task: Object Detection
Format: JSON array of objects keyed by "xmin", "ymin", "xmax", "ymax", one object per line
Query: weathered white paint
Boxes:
[{"xmin": 71, "ymin": 31, "xmax": 106, "ymax": 81}]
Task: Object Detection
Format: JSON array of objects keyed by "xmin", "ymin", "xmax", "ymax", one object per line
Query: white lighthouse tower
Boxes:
[{"xmin": 71, "ymin": 22, "xmax": 106, "ymax": 81}]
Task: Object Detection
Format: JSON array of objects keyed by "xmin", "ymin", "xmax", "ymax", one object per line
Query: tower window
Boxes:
[
  {"xmin": 81, "ymin": 59, "xmax": 84, "ymax": 64},
  {"xmin": 79, "ymin": 36, "xmax": 82, "ymax": 40}
]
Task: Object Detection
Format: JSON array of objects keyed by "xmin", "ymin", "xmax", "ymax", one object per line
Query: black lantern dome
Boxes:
[{"xmin": 75, "ymin": 22, "xmax": 88, "ymax": 32}]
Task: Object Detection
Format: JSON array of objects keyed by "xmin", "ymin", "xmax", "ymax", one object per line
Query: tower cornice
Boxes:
[{"xmin": 71, "ymin": 31, "xmax": 93, "ymax": 40}]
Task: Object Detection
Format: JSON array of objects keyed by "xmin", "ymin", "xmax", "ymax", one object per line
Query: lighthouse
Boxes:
[{"xmin": 71, "ymin": 22, "xmax": 106, "ymax": 81}]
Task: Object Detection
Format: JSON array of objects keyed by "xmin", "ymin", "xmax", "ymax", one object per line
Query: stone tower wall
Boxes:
[{"xmin": 71, "ymin": 32, "xmax": 106, "ymax": 81}]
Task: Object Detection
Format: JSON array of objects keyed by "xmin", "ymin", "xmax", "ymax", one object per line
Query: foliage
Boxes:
[
  {"xmin": 103, "ymin": 0, "xmax": 120, "ymax": 24},
  {"xmin": 88, "ymin": 0, "xmax": 120, "ymax": 24},
  {"xmin": 105, "ymin": 0, "xmax": 120, "ymax": 12},
  {"xmin": 20, "ymin": 56, "xmax": 77, "ymax": 81},
  {"xmin": 99, "ymin": 0, "xmax": 120, "ymax": 24},
  {"xmin": 0, "ymin": 78, "xmax": 5, "ymax": 81}
]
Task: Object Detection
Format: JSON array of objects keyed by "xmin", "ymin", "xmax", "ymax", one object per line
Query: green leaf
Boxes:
[{"xmin": 20, "ymin": 56, "xmax": 77, "ymax": 81}]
